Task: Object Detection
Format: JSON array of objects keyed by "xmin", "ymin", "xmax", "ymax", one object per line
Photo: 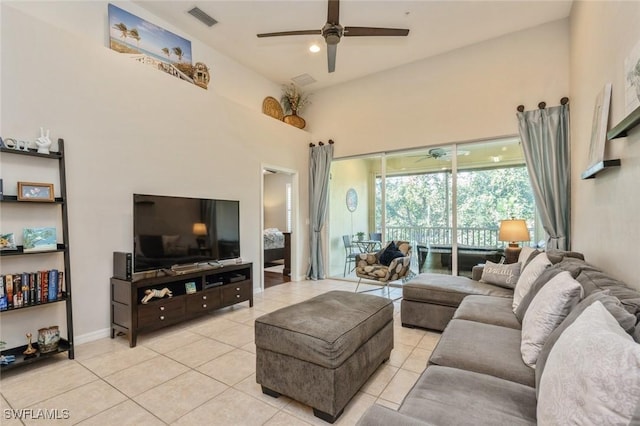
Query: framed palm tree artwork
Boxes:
[{"xmin": 107, "ymin": 4, "xmax": 195, "ymax": 86}]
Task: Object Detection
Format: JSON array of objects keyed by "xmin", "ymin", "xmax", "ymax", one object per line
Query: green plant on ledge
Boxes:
[
  {"xmin": 281, "ymin": 83, "xmax": 310, "ymax": 115},
  {"xmin": 355, "ymin": 232, "xmax": 365, "ymax": 241}
]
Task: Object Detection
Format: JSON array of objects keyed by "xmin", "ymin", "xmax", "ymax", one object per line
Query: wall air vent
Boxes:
[
  {"xmin": 291, "ymin": 73, "xmax": 316, "ymax": 87},
  {"xmin": 188, "ymin": 7, "xmax": 218, "ymax": 27}
]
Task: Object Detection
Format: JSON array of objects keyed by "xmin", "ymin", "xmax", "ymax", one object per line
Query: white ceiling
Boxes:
[{"xmin": 134, "ymin": 0, "xmax": 572, "ymax": 90}]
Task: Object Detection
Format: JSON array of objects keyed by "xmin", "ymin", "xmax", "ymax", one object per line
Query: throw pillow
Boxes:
[
  {"xmin": 480, "ymin": 261, "xmax": 521, "ymax": 289},
  {"xmin": 520, "ymin": 271, "xmax": 583, "ymax": 367},
  {"xmin": 512, "ymin": 252, "xmax": 552, "ymax": 312},
  {"xmin": 379, "ymin": 242, "xmax": 405, "ymax": 266},
  {"xmin": 517, "ymin": 246, "xmax": 536, "ymax": 265},
  {"xmin": 535, "ymin": 290, "xmax": 638, "ymax": 393},
  {"xmin": 537, "ymin": 302, "xmax": 640, "ymax": 425}
]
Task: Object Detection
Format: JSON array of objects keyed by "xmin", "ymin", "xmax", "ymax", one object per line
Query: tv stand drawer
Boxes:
[
  {"xmin": 186, "ymin": 288, "xmax": 221, "ymax": 313},
  {"xmin": 222, "ymin": 281, "xmax": 252, "ymax": 305},
  {"xmin": 138, "ymin": 298, "xmax": 185, "ymax": 328}
]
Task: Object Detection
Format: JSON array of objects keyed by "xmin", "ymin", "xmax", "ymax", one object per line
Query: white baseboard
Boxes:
[{"xmin": 74, "ymin": 328, "xmax": 111, "ymax": 345}]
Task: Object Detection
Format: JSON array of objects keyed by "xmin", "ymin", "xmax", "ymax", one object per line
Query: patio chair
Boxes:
[
  {"xmin": 354, "ymin": 240, "xmax": 412, "ymax": 298},
  {"xmin": 342, "ymin": 235, "xmax": 360, "ymax": 276}
]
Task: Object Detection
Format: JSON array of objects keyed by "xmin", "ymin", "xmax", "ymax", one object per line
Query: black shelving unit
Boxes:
[{"xmin": 0, "ymin": 139, "xmax": 74, "ymax": 371}]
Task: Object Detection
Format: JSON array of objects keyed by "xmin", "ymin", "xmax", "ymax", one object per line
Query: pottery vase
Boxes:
[
  {"xmin": 283, "ymin": 110, "xmax": 306, "ymax": 129},
  {"xmin": 37, "ymin": 325, "xmax": 60, "ymax": 353}
]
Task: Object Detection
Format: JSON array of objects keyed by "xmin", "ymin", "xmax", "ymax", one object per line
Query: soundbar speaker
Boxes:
[{"xmin": 113, "ymin": 251, "xmax": 132, "ymax": 280}]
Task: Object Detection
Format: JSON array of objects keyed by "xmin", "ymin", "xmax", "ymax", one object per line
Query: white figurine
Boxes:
[
  {"xmin": 35, "ymin": 127, "xmax": 52, "ymax": 154},
  {"xmin": 141, "ymin": 287, "xmax": 173, "ymax": 304}
]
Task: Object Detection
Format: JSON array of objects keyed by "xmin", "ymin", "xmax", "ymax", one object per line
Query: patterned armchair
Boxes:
[{"xmin": 355, "ymin": 241, "xmax": 412, "ymax": 297}]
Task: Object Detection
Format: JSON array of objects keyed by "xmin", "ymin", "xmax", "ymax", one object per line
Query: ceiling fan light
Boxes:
[{"xmin": 309, "ymin": 44, "xmax": 321, "ymax": 53}]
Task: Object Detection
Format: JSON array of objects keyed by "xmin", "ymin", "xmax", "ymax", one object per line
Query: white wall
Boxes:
[
  {"xmin": 0, "ymin": 4, "xmax": 310, "ymax": 346},
  {"xmin": 306, "ymin": 19, "xmax": 570, "ymax": 159},
  {"xmin": 569, "ymin": 1, "xmax": 640, "ymax": 290}
]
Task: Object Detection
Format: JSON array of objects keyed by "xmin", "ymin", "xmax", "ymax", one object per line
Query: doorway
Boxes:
[{"xmin": 262, "ymin": 166, "xmax": 296, "ymax": 289}]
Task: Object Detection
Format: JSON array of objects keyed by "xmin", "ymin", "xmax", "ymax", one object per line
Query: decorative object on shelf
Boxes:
[
  {"xmin": 281, "ymin": 83, "xmax": 310, "ymax": 129},
  {"xmin": 17, "ymin": 182, "xmax": 55, "ymax": 202},
  {"xmin": 140, "ymin": 287, "xmax": 173, "ymax": 304},
  {"xmin": 0, "ymin": 355, "xmax": 16, "ymax": 365},
  {"xmin": 35, "ymin": 128, "xmax": 52, "ymax": 154},
  {"xmin": 582, "ymin": 84, "xmax": 621, "ymax": 179},
  {"xmin": 2, "ymin": 138, "xmax": 29, "ymax": 151},
  {"xmin": 355, "ymin": 232, "xmax": 365, "ymax": 242},
  {"xmin": 23, "ymin": 227, "xmax": 57, "ymax": 252},
  {"xmin": 23, "ymin": 332, "xmax": 36, "ymax": 356},
  {"xmin": 262, "ymin": 96, "xmax": 284, "ymax": 121},
  {"xmin": 185, "ymin": 281, "xmax": 196, "ymax": 294},
  {"xmin": 498, "ymin": 218, "xmax": 530, "ymax": 264},
  {"xmin": 192, "ymin": 62, "xmax": 210, "ymax": 89},
  {"xmin": 625, "ymin": 39, "xmax": 640, "ymax": 115},
  {"xmin": 0, "ymin": 233, "xmax": 17, "ymax": 251},
  {"xmin": 346, "ymin": 188, "xmax": 358, "ymax": 212},
  {"xmin": 37, "ymin": 325, "xmax": 60, "ymax": 353},
  {"xmin": 586, "ymin": 83, "xmax": 612, "ymax": 169}
]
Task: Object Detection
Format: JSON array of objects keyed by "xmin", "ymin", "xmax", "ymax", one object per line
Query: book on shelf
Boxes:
[{"xmin": 0, "ymin": 269, "xmax": 65, "ymax": 310}]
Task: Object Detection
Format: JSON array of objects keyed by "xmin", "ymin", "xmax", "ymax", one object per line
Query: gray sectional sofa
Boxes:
[{"xmin": 357, "ymin": 251, "xmax": 640, "ymax": 425}]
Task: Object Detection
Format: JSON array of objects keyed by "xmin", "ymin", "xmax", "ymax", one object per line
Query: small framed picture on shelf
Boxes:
[
  {"xmin": 0, "ymin": 232, "xmax": 17, "ymax": 251},
  {"xmin": 23, "ymin": 227, "xmax": 57, "ymax": 252},
  {"xmin": 185, "ymin": 281, "xmax": 197, "ymax": 294},
  {"xmin": 17, "ymin": 182, "xmax": 54, "ymax": 202}
]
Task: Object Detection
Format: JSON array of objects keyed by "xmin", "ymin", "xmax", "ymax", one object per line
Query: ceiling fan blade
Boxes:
[
  {"xmin": 327, "ymin": 0, "xmax": 340, "ymax": 24},
  {"xmin": 257, "ymin": 29, "xmax": 321, "ymax": 38},
  {"xmin": 327, "ymin": 43, "xmax": 337, "ymax": 73},
  {"xmin": 344, "ymin": 27, "xmax": 410, "ymax": 37}
]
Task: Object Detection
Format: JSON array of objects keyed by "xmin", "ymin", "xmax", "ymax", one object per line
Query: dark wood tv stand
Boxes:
[{"xmin": 111, "ymin": 262, "xmax": 253, "ymax": 347}]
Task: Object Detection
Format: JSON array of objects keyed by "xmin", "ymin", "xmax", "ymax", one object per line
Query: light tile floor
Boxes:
[{"xmin": 0, "ymin": 279, "xmax": 440, "ymax": 425}]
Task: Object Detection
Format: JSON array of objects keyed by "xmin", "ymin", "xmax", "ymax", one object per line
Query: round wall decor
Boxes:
[{"xmin": 346, "ymin": 188, "xmax": 358, "ymax": 212}]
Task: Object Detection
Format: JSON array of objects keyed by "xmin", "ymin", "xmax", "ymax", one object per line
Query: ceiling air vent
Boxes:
[
  {"xmin": 188, "ymin": 7, "xmax": 218, "ymax": 27},
  {"xmin": 291, "ymin": 73, "xmax": 316, "ymax": 87}
]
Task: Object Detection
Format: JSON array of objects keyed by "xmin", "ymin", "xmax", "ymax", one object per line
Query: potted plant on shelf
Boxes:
[{"xmin": 281, "ymin": 83, "xmax": 310, "ymax": 129}]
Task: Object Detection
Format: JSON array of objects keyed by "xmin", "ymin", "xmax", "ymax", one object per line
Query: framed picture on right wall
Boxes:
[
  {"xmin": 586, "ymin": 83, "xmax": 612, "ymax": 170},
  {"xmin": 625, "ymin": 39, "xmax": 640, "ymax": 115}
]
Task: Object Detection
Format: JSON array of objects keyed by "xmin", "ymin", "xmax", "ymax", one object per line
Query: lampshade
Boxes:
[
  {"xmin": 192, "ymin": 222, "xmax": 207, "ymax": 236},
  {"xmin": 498, "ymin": 219, "xmax": 530, "ymax": 242}
]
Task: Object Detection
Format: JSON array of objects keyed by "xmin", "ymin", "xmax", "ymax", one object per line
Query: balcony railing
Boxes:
[{"xmin": 383, "ymin": 226, "xmax": 518, "ymax": 248}]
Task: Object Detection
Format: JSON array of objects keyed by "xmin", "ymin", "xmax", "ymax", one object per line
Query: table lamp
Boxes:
[
  {"xmin": 192, "ymin": 222, "xmax": 208, "ymax": 248},
  {"xmin": 498, "ymin": 218, "xmax": 530, "ymax": 264}
]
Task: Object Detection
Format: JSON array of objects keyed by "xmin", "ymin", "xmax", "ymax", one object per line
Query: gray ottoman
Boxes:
[{"xmin": 255, "ymin": 290, "xmax": 394, "ymax": 423}]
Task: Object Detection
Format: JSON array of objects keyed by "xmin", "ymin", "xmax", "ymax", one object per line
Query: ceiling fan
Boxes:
[
  {"xmin": 415, "ymin": 148, "xmax": 471, "ymax": 162},
  {"xmin": 256, "ymin": 0, "xmax": 410, "ymax": 73}
]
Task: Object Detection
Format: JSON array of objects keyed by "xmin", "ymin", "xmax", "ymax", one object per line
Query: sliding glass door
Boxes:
[{"xmin": 327, "ymin": 137, "xmax": 537, "ymax": 281}]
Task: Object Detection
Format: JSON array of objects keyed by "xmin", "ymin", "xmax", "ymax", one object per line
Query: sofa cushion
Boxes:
[
  {"xmin": 403, "ymin": 274, "xmax": 513, "ymax": 307},
  {"xmin": 575, "ymin": 265, "xmax": 640, "ymax": 314},
  {"xmin": 356, "ymin": 404, "xmax": 434, "ymax": 426},
  {"xmin": 512, "ymin": 252, "xmax": 551, "ymax": 312},
  {"xmin": 453, "ymin": 295, "xmax": 521, "ymax": 330},
  {"xmin": 535, "ymin": 290, "xmax": 638, "ymax": 393},
  {"xmin": 517, "ymin": 246, "xmax": 537, "ymax": 265},
  {"xmin": 537, "ymin": 301, "xmax": 640, "ymax": 425},
  {"xmin": 254, "ymin": 291, "xmax": 393, "ymax": 369},
  {"xmin": 429, "ymin": 319, "xmax": 535, "ymax": 387},
  {"xmin": 400, "ymin": 366, "xmax": 536, "ymax": 426},
  {"xmin": 520, "ymin": 271, "xmax": 583, "ymax": 367},
  {"xmin": 514, "ymin": 257, "xmax": 586, "ymax": 323},
  {"xmin": 480, "ymin": 261, "xmax": 521, "ymax": 289}
]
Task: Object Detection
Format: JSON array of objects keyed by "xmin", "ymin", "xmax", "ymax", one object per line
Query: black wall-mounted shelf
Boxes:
[
  {"xmin": 607, "ymin": 104, "xmax": 640, "ymax": 140},
  {"xmin": 580, "ymin": 159, "xmax": 622, "ymax": 179}
]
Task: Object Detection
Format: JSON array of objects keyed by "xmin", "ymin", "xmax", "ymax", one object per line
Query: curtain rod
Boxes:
[
  {"xmin": 517, "ymin": 97, "xmax": 569, "ymax": 112},
  {"xmin": 309, "ymin": 139, "xmax": 334, "ymax": 147}
]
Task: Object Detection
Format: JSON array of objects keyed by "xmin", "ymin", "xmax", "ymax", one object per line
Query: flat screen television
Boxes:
[{"xmin": 133, "ymin": 194, "xmax": 240, "ymax": 273}]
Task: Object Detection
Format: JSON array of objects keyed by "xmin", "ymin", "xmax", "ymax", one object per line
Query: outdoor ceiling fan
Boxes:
[
  {"xmin": 256, "ymin": 0, "xmax": 410, "ymax": 73},
  {"xmin": 415, "ymin": 148, "xmax": 471, "ymax": 162}
]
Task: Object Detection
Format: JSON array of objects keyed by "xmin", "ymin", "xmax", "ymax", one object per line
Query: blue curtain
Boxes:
[
  {"xmin": 517, "ymin": 104, "xmax": 570, "ymax": 250},
  {"xmin": 306, "ymin": 143, "xmax": 334, "ymax": 280}
]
